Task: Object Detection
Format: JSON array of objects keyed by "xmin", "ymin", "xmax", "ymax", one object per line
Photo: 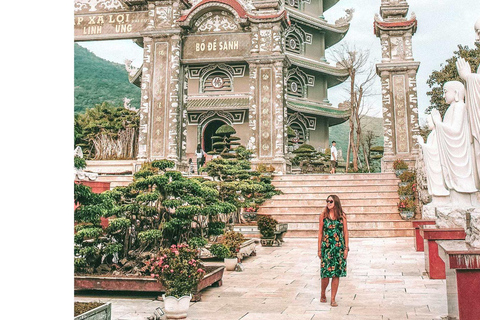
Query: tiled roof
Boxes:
[{"xmin": 186, "ymin": 96, "xmax": 250, "ymax": 110}]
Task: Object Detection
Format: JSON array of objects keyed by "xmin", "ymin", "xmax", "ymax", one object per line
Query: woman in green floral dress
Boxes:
[{"xmin": 317, "ymin": 194, "xmax": 349, "ymax": 307}]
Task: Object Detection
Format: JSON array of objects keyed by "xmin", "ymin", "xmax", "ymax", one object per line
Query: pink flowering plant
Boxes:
[{"xmin": 146, "ymin": 244, "xmax": 206, "ymax": 298}]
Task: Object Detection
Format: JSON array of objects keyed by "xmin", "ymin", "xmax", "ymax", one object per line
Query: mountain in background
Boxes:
[
  {"xmin": 329, "ymin": 116, "xmax": 384, "ymax": 159},
  {"xmin": 74, "ymin": 43, "xmax": 141, "ymax": 114}
]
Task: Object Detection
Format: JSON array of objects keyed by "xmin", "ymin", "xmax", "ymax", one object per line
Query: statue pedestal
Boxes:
[
  {"xmin": 466, "ymin": 209, "xmax": 480, "ymax": 248},
  {"xmin": 412, "ymin": 220, "xmax": 436, "ymax": 252},
  {"xmin": 438, "ymin": 240, "xmax": 480, "ymax": 320},
  {"xmin": 419, "ymin": 225, "xmax": 466, "ymax": 279}
]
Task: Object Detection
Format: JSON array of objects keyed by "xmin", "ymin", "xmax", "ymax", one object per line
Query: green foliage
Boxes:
[
  {"xmin": 222, "ymin": 231, "xmax": 245, "ymax": 257},
  {"xmin": 74, "ymin": 44, "xmax": 140, "ymax": 114},
  {"xmin": 399, "ymin": 170, "xmax": 416, "ymax": 183},
  {"xmin": 138, "ymin": 230, "xmax": 163, "ymax": 249},
  {"xmin": 74, "ymin": 183, "xmax": 116, "ymax": 224},
  {"xmin": 147, "ymin": 245, "xmax": 206, "ymax": 298},
  {"xmin": 208, "ymin": 222, "xmax": 226, "ymax": 236},
  {"xmin": 426, "ymin": 44, "xmax": 480, "ymax": 116},
  {"xmin": 106, "ymin": 218, "xmax": 130, "ymax": 234},
  {"xmin": 393, "ymin": 159, "xmax": 408, "ymax": 170},
  {"xmin": 257, "ymin": 215, "xmax": 278, "ymax": 238},
  {"xmin": 188, "ymin": 237, "xmax": 208, "ymax": 249},
  {"xmin": 74, "ymin": 227, "xmax": 103, "ymax": 244},
  {"xmin": 74, "ymin": 156, "xmax": 86, "ymax": 169},
  {"xmin": 209, "ymin": 243, "xmax": 234, "ymax": 259}
]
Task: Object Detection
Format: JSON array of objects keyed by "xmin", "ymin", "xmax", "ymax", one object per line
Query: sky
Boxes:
[{"xmin": 78, "ymin": 0, "xmax": 480, "ymax": 122}]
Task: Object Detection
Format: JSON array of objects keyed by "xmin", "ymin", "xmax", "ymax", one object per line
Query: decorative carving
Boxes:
[
  {"xmin": 195, "ymin": 11, "xmax": 239, "ymax": 32},
  {"xmin": 393, "ymin": 75, "xmax": 409, "ymax": 153},
  {"xmin": 124, "ymin": 59, "xmax": 138, "ymax": 77},
  {"xmin": 335, "ymin": 8, "xmax": 354, "ymax": 26},
  {"xmin": 74, "ymin": 0, "xmax": 124, "ymax": 12}
]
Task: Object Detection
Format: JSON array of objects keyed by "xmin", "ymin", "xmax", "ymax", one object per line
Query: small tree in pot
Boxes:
[{"xmin": 257, "ymin": 215, "xmax": 278, "ymax": 247}]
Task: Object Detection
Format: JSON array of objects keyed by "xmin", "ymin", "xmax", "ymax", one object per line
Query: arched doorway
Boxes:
[{"xmin": 202, "ymin": 119, "xmax": 227, "ymax": 152}]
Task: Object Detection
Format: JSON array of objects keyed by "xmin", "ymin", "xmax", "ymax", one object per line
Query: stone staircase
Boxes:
[{"xmin": 257, "ymin": 173, "xmax": 414, "ymax": 238}]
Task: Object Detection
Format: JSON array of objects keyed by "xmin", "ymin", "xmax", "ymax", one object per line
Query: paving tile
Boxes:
[{"xmin": 74, "ymin": 238, "xmax": 448, "ymax": 320}]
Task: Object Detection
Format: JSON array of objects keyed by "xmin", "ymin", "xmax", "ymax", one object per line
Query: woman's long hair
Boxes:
[{"xmin": 323, "ymin": 194, "xmax": 346, "ymax": 220}]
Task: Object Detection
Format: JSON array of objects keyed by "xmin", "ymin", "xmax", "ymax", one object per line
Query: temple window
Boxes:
[
  {"xmin": 286, "ymin": 34, "xmax": 302, "ymax": 54},
  {"xmin": 202, "ymin": 70, "xmax": 233, "ymax": 93},
  {"xmin": 287, "ymin": 75, "xmax": 305, "ymax": 98}
]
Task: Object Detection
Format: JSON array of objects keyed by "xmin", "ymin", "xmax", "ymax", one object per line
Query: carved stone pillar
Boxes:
[
  {"xmin": 374, "ymin": 0, "xmax": 420, "ymax": 172},
  {"xmin": 137, "ymin": 36, "xmax": 153, "ymax": 160},
  {"xmin": 137, "ymin": 1, "xmax": 184, "ymax": 167}
]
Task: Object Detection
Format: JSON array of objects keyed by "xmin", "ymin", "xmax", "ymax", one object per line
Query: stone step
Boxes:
[
  {"xmin": 86, "ymin": 160, "xmax": 138, "ymax": 174},
  {"xmin": 276, "ymin": 185, "xmax": 399, "ymax": 193},
  {"xmin": 273, "ymin": 173, "xmax": 397, "ymax": 181},
  {"xmin": 285, "ymin": 220, "xmax": 413, "ymax": 231},
  {"xmin": 285, "ymin": 229, "xmax": 415, "ymax": 238},
  {"xmin": 273, "ymin": 179, "xmax": 399, "ymax": 187},
  {"xmin": 95, "ymin": 175, "xmax": 133, "ymax": 188},
  {"xmin": 273, "ymin": 192, "xmax": 399, "ymax": 200},
  {"xmin": 262, "ymin": 198, "xmax": 399, "ymax": 206},
  {"xmin": 258, "ymin": 205, "xmax": 398, "ymax": 214},
  {"xmin": 265, "ymin": 213, "xmax": 402, "ymax": 222}
]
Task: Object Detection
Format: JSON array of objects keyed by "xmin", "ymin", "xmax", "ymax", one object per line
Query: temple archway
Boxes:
[{"xmin": 202, "ymin": 119, "xmax": 228, "ymax": 152}]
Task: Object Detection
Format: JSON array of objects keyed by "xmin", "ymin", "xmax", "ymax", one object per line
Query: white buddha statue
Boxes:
[
  {"xmin": 457, "ymin": 57, "xmax": 480, "ymax": 189},
  {"xmin": 416, "ymin": 115, "xmax": 450, "ymax": 197},
  {"xmin": 431, "ymin": 81, "xmax": 477, "ymax": 194}
]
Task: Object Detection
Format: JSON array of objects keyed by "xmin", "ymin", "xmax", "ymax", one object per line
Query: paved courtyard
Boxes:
[{"xmin": 75, "ymin": 238, "xmax": 448, "ymax": 320}]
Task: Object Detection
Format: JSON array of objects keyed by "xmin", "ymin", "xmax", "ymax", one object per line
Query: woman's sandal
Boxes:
[
  {"xmin": 330, "ymin": 301, "xmax": 338, "ymax": 307},
  {"xmin": 320, "ymin": 297, "xmax": 327, "ymax": 303}
]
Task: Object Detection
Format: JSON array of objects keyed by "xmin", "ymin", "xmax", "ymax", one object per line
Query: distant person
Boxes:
[
  {"xmin": 318, "ymin": 195, "xmax": 349, "ymax": 307},
  {"xmin": 330, "ymin": 141, "xmax": 338, "ymax": 174},
  {"xmin": 195, "ymin": 144, "xmax": 206, "ymax": 174},
  {"xmin": 188, "ymin": 158, "xmax": 194, "ymax": 175}
]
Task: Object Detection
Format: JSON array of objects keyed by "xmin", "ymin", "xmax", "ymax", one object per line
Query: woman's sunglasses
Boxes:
[{"xmin": 326, "ymin": 200, "xmax": 334, "ymax": 204}]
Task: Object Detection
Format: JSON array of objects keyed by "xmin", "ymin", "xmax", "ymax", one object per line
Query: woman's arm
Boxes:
[
  {"xmin": 342, "ymin": 214, "xmax": 349, "ymax": 259},
  {"xmin": 318, "ymin": 211, "xmax": 324, "ymax": 257}
]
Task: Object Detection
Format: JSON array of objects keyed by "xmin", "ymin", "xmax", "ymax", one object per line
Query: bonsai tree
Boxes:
[
  {"xmin": 291, "ymin": 144, "xmax": 319, "ymax": 166},
  {"xmin": 209, "ymin": 243, "xmax": 235, "ymax": 259},
  {"xmin": 257, "ymin": 215, "xmax": 278, "ymax": 238},
  {"xmin": 202, "ymin": 148, "xmax": 281, "ymax": 224},
  {"xmin": 74, "ymin": 160, "xmax": 237, "ymax": 274},
  {"xmin": 210, "ymin": 124, "xmax": 241, "ymax": 158},
  {"xmin": 74, "ymin": 102, "xmax": 139, "ymax": 160}
]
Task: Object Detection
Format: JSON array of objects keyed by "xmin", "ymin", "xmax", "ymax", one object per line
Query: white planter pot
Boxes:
[
  {"xmin": 162, "ymin": 294, "xmax": 192, "ymax": 319},
  {"xmin": 224, "ymin": 257, "xmax": 237, "ymax": 271}
]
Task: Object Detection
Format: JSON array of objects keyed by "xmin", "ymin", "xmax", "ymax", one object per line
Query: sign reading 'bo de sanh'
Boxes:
[
  {"xmin": 183, "ymin": 34, "xmax": 251, "ymax": 60},
  {"xmin": 74, "ymin": 11, "xmax": 149, "ymax": 41}
]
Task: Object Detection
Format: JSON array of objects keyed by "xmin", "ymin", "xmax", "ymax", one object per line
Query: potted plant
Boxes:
[
  {"xmin": 209, "ymin": 243, "xmax": 237, "ymax": 271},
  {"xmin": 393, "ymin": 159, "xmax": 409, "ymax": 177},
  {"xmin": 257, "ymin": 215, "xmax": 278, "ymax": 246},
  {"xmin": 398, "ymin": 198, "xmax": 416, "ymax": 220},
  {"xmin": 148, "ymin": 244, "xmax": 205, "ymax": 319},
  {"xmin": 398, "ymin": 182, "xmax": 416, "ymax": 200}
]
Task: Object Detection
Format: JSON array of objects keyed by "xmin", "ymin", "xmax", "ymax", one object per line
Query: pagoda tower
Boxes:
[
  {"xmin": 280, "ymin": 1, "xmax": 353, "ymax": 156},
  {"xmin": 374, "ymin": 0, "xmax": 420, "ymax": 172}
]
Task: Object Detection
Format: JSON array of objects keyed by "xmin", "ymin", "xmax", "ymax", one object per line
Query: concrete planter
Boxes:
[
  {"xmin": 75, "ymin": 266, "xmax": 224, "ymax": 302},
  {"xmin": 260, "ymin": 237, "xmax": 276, "ymax": 247},
  {"xmin": 74, "ymin": 302, "xmax": 111, "ymax": 320},
  {"xmin": 224, "ymin": 257, "xmax": 238, "ymax": 271},
  {"xmin": 162, "ymin": 294, "xmax": 191, "ymax": 319}
]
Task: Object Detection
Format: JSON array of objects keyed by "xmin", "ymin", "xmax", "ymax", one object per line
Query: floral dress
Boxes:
[{"xmin": 320, "ymin": 216, "xmax": 347, "ymax": 278}]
